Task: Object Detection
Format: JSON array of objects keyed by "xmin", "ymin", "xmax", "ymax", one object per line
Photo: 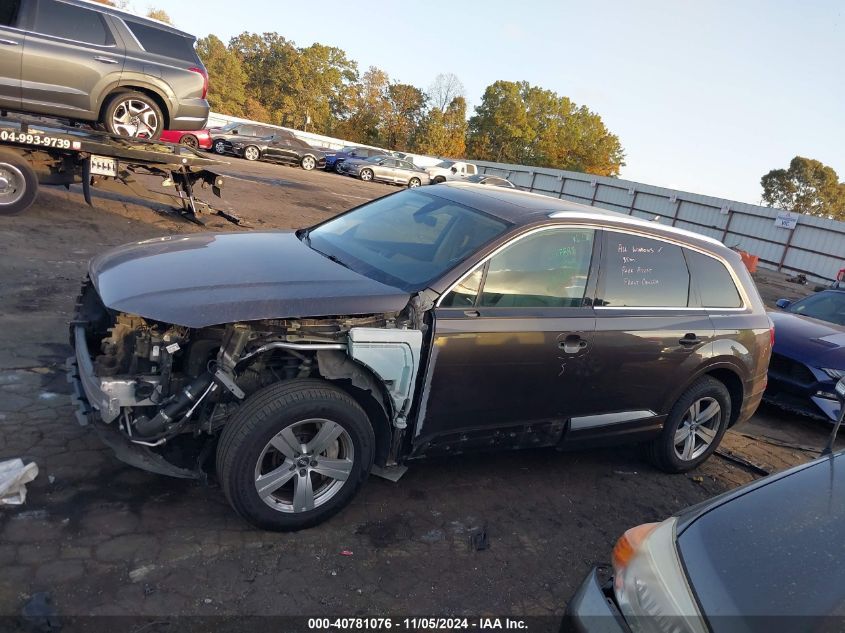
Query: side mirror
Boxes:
[
  {"xmin": 837, "ymin": 377, "xmax": 845, "ymax": 404},
  {"xmin": 775, "ymin": 298, "xmax": 792, "ymax": 310},
  {"xmin": 451, "ymin": 167, "xmax": 457, "ymax": 173}
]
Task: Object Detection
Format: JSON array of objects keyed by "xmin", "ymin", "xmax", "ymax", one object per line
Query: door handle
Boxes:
[
  {"xmin": 0, "ymin": 39, "xmax": 19, "ymax": 46},
  {"xmin": 558, "ymin": 336, "xmax": 588, "ymax": 354},
  {"xmin": 94, "ymin": 56, "xmax": 120, "ymax": 64},
  {"xmin": 463, "ymin": 310, "xmax": 480, "ymax": 318},
  {"xmin": 678, "ymin": 333, "xmax": 702, "ymax": 346}
]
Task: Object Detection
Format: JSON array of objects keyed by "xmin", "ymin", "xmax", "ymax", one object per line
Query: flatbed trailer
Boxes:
[{"xmin": 0, "ymin": 116, "xmax": 240, "ymax": 224}]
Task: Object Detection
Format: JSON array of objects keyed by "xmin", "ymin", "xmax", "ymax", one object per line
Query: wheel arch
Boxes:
[
  {"xmin": 100, "ymin": 85, "xmax": 170, "ymax": 129},
  {"xmin": 663, "ymin": 361, "xmax": 746, "ymax": 427}
]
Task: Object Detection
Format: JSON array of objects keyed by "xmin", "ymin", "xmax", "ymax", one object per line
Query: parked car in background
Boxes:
[
  {"xmin": 465, "ymin": 174, "xmax": 516, "ymax": 188},
  {"xmin": 209, "ymin": 122, "xmax": 282, "ymax": 155},
  {"xmin": 426, "ymin": 160, "xmax": 479, "ymax": 183},
  {"xmin": 231, "ymin": 134, "xmax": 326, "ymax": 170},
  {"xmin": 0, "ymin": 0, "xmax": 209, "ymax": 138},
  {"xmin": 326, "ymin": 146, "xmax": 388, "ymax": 172},
  {"xmin": 160, "ymin": 129, "xmax": 212, "ymax": 150},
  {"xmin": 69, "ymin": 183, "xmax": 771, "ymax": 530},
  {"xmin": 766, "ymin": 288, "xmax": 845, "ymax": 421},
  {"xmin": 564, "ymin": 396, "xmax": 845, "ymax": 633},
  {"xmin": 338, "ymin": 155, "xmax": 429, "ymax": 187}
]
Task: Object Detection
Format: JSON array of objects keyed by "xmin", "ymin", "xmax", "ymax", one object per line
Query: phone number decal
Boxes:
[{"xmin": 0, "ymin": 130, "xmax": 73, "ymax": 149}]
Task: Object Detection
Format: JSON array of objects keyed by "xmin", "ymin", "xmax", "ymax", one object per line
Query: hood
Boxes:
[
  {"xmin": 89, "ymin": 232, "xmax": 410, "ymax": 328},
  {"xmin": 677, "ymin": 453, "xmax": 845, "ymax": 623},
  {"xmin": 769, "ymin": 310, "xmax": 845, "ymax": 369}
]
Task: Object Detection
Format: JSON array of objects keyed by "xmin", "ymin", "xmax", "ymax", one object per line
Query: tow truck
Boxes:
[{"xmin": 0, "ymin": 115, "xmax": 239, "ymax": 224}]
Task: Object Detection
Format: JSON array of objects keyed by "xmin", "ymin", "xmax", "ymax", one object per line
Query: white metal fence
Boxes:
[
  {"xmin": 474, "ymin": 161, "xmax": 844, "ymax": 284},
  {"xmin": 204, "ymin": 113, "xmax": 843, "ymax": 283}
]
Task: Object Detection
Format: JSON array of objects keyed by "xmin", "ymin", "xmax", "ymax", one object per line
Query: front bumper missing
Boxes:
[{"xmin": 67, "ymin": 325, "xmax": 201, "ymax": 480}]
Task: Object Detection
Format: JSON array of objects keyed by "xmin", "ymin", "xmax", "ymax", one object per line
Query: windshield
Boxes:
[
  {"xmin": 341, "ymin": 146, "xmax": 358, "ymax": 153},
  {"xmin": 788, "ymin": 291, "xmax": 845, "ymax": 326},
  {"xmin": 307, "ymin": 190, "xmax": 509, "ymax": 291},
  {"xmin": 365, "ymin": 156, "xmax": 384, "ymax": 163},
  {"xmin": 217, "ymin": 122, "xmax": 239, "ymax": 133},
  {"xmin": 435, "ymin": 160, "xmax": 455, "ymax": 168}
]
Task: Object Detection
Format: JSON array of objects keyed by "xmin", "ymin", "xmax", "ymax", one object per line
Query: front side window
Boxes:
[
  {"xmin": 440, "ymin": 228, "xmax": 595, "ymax": 309},
  {"xmin": 599, "ymin": 233, "xmax": 691, "ymax": 307},
  {"xmin": 307, "ymin": 190, "xmax": 509, "ymax": 291},
  {"xmin": 685, "ymin": 249, "xmax": 742, "ymax": 308},
  {"xmin": 34, "ymin": 0, "xmax": 113, "ymax": 45}
]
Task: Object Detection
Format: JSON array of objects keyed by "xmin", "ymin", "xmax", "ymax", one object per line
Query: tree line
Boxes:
[{"xmin": 195, "ymin": 32, "xmax": 626, "ymax": 177}]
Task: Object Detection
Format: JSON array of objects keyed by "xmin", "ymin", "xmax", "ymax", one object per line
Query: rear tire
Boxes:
[
  {"xmin": 180, "ymin": 134, "xmax": 199, "ymax": 149},
  {"xmin": 301, "ymin": 155, "xmax": 316, "ymax": 171},
  {"xmin": 102, "ymin": 91, "xmax": 164, "ymax": 139},
  {"xmin": 216, "ymin": 379, "xmax": 375, "ymax": 531},
  {"xmin": 646, "ymin": 376, "xmax": 731, "ymax": 473},
  {"xmin": 408, "ymin": 177, "xmax": 421, "ymax": 188},
  {"xmin": 0, "ymin": 151, "xmax": 38, "ymax": 216}
]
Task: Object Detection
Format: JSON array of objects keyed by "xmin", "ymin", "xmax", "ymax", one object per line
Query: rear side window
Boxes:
[
  {"xmin": 0, "ymin": 0, "xmax": 20, "ymax": 26},
  {"xmin": 33, "ymin": 0, "xmax": 113, "ymax": 45},
  {"xmin": 125, "ymin": 19, "xmax": 198, "ymax": 63},
  {"xmin": 685, "ymin": 250, "xmax": 743, "ymax": 308},
  {"xmin": 599, "ymin": 233, "xmax": 690, "ymax": 307}
]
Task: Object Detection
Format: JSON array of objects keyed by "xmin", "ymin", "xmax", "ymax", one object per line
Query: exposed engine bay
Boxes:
[{"xmin": 69, "ymin": 281, "xmax": 425, "ymax": 478}]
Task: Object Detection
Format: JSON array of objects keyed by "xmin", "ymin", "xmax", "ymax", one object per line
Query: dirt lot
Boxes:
[{"xmin": 0, "ymin": 156, "xmax": 839, "ymax": 628}]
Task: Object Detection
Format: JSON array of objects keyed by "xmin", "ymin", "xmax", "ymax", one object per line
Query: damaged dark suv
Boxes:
[{"xmin": 69, "ymin": 184, "xmax": 772, "ymax": 530}]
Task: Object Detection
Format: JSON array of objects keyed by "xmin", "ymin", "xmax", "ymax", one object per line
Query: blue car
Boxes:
[
  {"xmin": 324, "ymin": 145, "xmax": 388, "ymax": 172},
  {"xmin": 766, "ymin": 288, "xmax": 845, "ymax": 421}
]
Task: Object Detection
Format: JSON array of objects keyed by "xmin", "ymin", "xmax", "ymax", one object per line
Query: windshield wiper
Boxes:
[{"xmin": 323, "ymin": 253, "xmax": 351, "ymax": 269}]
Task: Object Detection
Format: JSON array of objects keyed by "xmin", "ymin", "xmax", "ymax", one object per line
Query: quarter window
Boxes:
[
  {"xmin": 685, "ymin": 250, "xmax": 742, "ymax": 308},
  {"xmin": 0, "ymin": 0, "xmax": 20, "ymax": 27},
  {"xmin": 125, "ymin": 19, "xmax": 198, "ymax": 63},
  {"xmin": 599, "ymin": 233, "xmax": 690, "ymax": 307},
  {"xmin": 33, "ymin": 0, "xmax": 113, "ymax": 45}
]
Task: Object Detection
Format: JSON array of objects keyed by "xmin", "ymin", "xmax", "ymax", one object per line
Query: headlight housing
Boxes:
[
  {"xmin": 612, "ymin": 518, "xmax": 707, "ymax": 633},
  {"xmin": 822, "ymin": 368, "xmax": 845, "ymax": 380}
]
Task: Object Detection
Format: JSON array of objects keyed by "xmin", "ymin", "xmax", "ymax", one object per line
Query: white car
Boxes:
[{"xmin": 426, "ymin": 160, "xmax": 478, "ymax": 183}]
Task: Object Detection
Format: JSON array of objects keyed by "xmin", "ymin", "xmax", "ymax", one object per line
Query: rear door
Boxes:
[
  {"xmin": 573, "ymin": 230, "xmax": 715, "ymax": 440},
  {"xmin": 0, "ymin": 0, "xmax": 25, "ymax": 109},
  {"xmin": 21, "ymin": 0, "xmax": 124, "ymax": 119},
  {"xmin": 414, "ymin": 226, "xmax": 599, "ymax": 453}
]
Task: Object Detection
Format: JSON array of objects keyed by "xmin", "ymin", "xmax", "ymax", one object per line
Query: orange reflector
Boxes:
[{"xmin": 612, "ymin": 522, "xmax": 659, "ymax": 572}]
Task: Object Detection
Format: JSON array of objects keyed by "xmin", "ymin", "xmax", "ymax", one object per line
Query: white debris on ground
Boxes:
[{"xmin": 0, "ymin": 458, "xmax": 39, "ymax": 505}]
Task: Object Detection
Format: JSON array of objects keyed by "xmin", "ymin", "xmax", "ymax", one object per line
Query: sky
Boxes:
[{"xmin": 143, "ymin": 0, "xmax": 843, "ymax": 205}]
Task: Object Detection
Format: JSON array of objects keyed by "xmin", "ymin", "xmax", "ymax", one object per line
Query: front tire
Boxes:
[
  {"xmin": 216, "ymin": 379, "xmax": 375, "ymax": 531},
  {"xmin": 646, "ymin": 376, "xmax": 731, "ymax": 473},
  {"xmin": 301, "ymin": 155, "xmax": 316, "ymax": 171},
  {"xmin": 432, "ymin": 175, "xmax": 446, "ymax": 184},
  {"xmin": 243, "ymin": 146, "xmax": 260, "ymax": 161},
  {"xmin": 213, "ymin": 140, "xmax": 227, "ymax": 154},
  {"xmin": 102, "ymin": 91, "xmax": 164, "ymax": 139},
  {"xmin": 360, "ymin": 168, "xmax": 374, "ymax": 182},
  {"xmin": 0, "ymin": 151, "xmax": 38, "ymax": 216}
]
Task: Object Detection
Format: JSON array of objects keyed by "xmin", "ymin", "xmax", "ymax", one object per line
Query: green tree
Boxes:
[
  {"xmin": 196, "ymin": 35, "xmax": 248, "ymax": 116},
  {"xmin": 467, "ymin": 80, "xmax": 624, "ymax": 176},
  {"xmin": 761, "ymin": 157, "xmax": 845, "ymax": 220},
  {"xmin": 382, "ymin": 83, "xmax": 427, "ymax": 151},
  {"xmin": 332, "ymin": 66, "xmax": 390, "ymax": 145},
  {"xmin": 414, "ymin": 96, "xmax": 467, "ymax": 157}
]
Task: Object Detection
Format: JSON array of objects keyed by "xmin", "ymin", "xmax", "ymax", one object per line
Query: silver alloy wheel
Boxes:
[
  {"xmin": 360, "ymin": 169, "xmax": 373, "ymax": 181},
  {"xmin": 244, "ymin": 146, "xmax": 260, "ymax": 161},
  {"xmin": 0, "ymin": 163, "xmax": 25, "ymax": 208},
  {"xmin": 214, "ymin": 140, "xmax": 226, "ymax": 154},
  {"xmin": 409, "ymin": 178, "xmax": 421, "ymax": 188},
  {"xmin": 254, "ymin": 418, "xmax": 354, "ymax": 513},
  {"xmin": 673, "ymin": 397, "xmax": 721, "ymax": 461},
  {"xmin": 111, "ymin": 98, "xmax": 159, "ymax": 138},
  {"xmin": 301, "ymin": 156, "xmax": 316, "ymax": 170}
]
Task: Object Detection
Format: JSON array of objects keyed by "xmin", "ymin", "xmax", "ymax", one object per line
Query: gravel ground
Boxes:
[{"xmin": 0, "ymin": 155, "xmax": 838, "ymax": 628}]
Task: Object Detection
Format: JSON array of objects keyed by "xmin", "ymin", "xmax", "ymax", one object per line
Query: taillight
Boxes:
[
  {"xmin": 770, "ymin": 324, "xmax": 775, "ymax": 348},
  {"xmin": 189, "ymin": 67, "xmax": 208, "ymax": 100}
]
